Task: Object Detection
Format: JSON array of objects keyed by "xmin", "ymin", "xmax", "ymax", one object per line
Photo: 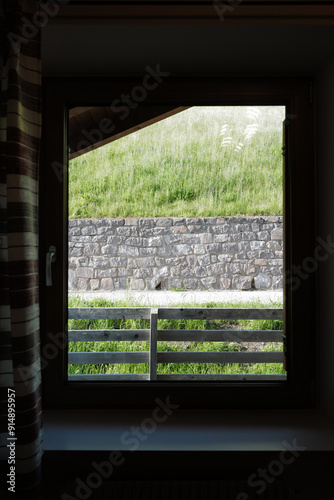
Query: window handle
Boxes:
[{"xmin": 46, "ymin": 245, "xmax": 57, "ymax": 286}]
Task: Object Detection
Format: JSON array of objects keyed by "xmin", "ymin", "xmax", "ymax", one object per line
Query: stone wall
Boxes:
[{"xmin": 68, "ymin": 216, "xmax": 283, "ymax": 291}]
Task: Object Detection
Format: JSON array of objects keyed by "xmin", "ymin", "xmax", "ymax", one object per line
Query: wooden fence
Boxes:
[{"xmin": 68, "ymin": 307, "xmax": 286, "ymax": 381}]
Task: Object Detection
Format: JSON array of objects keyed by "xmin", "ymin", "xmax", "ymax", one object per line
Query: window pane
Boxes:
[{"xmin": 67, "ymin": 105, "xmax": 286, "ymax": 382}]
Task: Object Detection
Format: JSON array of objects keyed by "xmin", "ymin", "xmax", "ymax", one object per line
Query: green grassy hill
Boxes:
[{"xmin": 68, "ymin": 106, "xmax": 285, "ymax": 218}]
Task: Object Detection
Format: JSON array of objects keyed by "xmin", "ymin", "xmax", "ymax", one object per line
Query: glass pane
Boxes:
[{"xmin": 67, "ymin": 105, "xmax": 286, "ymax": 382}]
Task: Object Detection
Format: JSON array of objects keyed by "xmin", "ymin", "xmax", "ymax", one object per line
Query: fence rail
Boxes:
[{"xmin": 68, "ymin": 307, "xmax": 285, "ymax": 382}]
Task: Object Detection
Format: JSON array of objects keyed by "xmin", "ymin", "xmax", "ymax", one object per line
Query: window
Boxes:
[{"xmin": 40, "ymin": 77, "xmax": 316, "ymax": 410}]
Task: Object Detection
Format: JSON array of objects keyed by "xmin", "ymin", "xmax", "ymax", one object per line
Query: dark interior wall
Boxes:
[
  {"xmin": 42, "ymin": 25, "xmax": 334, "ymax": 76},
  {"xmin": 316, "ymin": 57, "xmax": 334, "ymax": 420}
]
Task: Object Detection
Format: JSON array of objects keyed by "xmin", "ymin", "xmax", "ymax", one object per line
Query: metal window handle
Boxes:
[{"xmin": 46, "ymin": 246, "xmax": 57, "ymax": 286}]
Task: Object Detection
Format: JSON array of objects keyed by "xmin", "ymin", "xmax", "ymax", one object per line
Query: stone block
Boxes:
[
  {"xmin": 153, "ymin": 267, "xmax": 169, "ymax": 278},
  {"xmin": 69, "ymin": 227, "xmax": 81, "ymax": 236},
  {"xmin": 152, "ymin": 227, "xmax": 169, "ymax": 235},
  {"xmin": 255, "ymin": 259, "xmax": 267, "ymax": 266},
  {"xmin": 81, "ymin": 226, "xmax": 96, "ymax": 236},
  {"xmin": 244, "ymin": 264, "xmax": 258, "ymax": 276},
  {"xmin": 198, "ymin": 254, "xmax": 210, "ymax": 267},
  {"xmin": 97, "ymin": 269, "xmax": 117, "ymax": 278},
  {"xmin": 210, "ymin": 225, "xmax": 225, "ymax": 234},
  {"xmin": 254, "ymin": 273, "xmax": 271, "ymax": 289},
  {"xmin": 186, "ymin": 255, "xmax": 197, "ymax": 266},
  {"xmin": 242, "ymin": 232, "xmax": 256, "ymax": 241},
  {"xmin": 134, "ymin": 268, "xmax": 153, "ymax": 278},
  {"xmin": 181, "ymin": 234, "xmax": 200, "ymax": 244},
  {"xmin": 158, "ymin": 246, "xmax": 173, "ymax": 256},
  {"xmin": 168, "ymin": 279, "xmax": 183, "ymax": 288},
  {"xmin": 155, "ymin": 218, "xmax": 173, "ymax": 226},
  {"xmin": 225, "ymin": 263, "xmax": 243, "ymax": 274},
  {"xmin": 68, "ymin": 270, "xmax": 76, "ymax": 290},
  {"xmin": 238, "ymin": 241, "xmax": 251, "ymax": 251},
  {"xmin": 250, "ymin": 241, "xmax": 266, "ymax": 251},
  {"xmin": 171, "ymin": 266, "xmax": 181, "ymax": 276},
  {"xmin": 232, "ymin": 275, "xmax": 253, "ymax": 290},
  {"xmin": 124, "ymin": 218, "xmax": 138, "ymax": 226},
  {"xmin": 91, "ymin": 235, "xmax": 107, "ymax": 243},
  {"xmin": 235, "ymin": 252, "xmax": 248, "ymax": 259},
  {"xmin": 101, "ymin": 244, "xmax": 117, "ymax": 255},
  {"xmin": 184, "ymin": 278, "xmax": 200, "ymax": 289},
  {"xmin": 76, "ymin": 278, "xmax": 89, "ymax": 290},
  {"xmin": 200, "ymin": 277, "xmax": 217, "ymax": 290},
  {"xmin": 207, "ymin": 263, "xmax": 225, "ymax": 276},
  {"xmin": 83, "ymin": 243, "xmax": 100, "ymax": 256},
  {"xmin": 143, "ymin": 237, "xmax": 163, "ymax": 247},
  {"xmin": 100, "ymin": 278, "xmax": 115, "ymax": 290},
  {"xmin": 194, "ymin": 266, "xmax": 207, "ymax": 277},
  {"xmin": 221, "ymin": 243, "xmax": 238, "ymax": 253},
  {"xmin": 194, "ymin": 244, "xmax": 205, "ymax": 255},
  {"xmin": 271, "ymin": 228, "xmax": 283, "ymax": 240},
  {"xmin": 118, "ymin": 268, "xmax": 133, "ymax": 277},
  {"xmin": 172, "ymin": 225, "xmax": 187, "ymax": 234},
  {"xmin": 269, "ymin": 259, "xmax": 283, "ymax": 267},
  {"xmin": 76, "ymin": 267, "xmax": 93, "ymax": 278},
  {"xmin": 90, "ymin": 279, "xmax": 100, "ymax": 290},
  {"xmin": 116, "ymin": 227, "xmax": 131, "ymax": 236},
  {"xmin": 69, "ymin": 246, "xmax": 83, "ymax": 257},
  {"xmin": 266, "ymin": 241, "xmax": 281, "ymax": 250},
  {"xmin": 125, "ymin": 237, "xmax": 142, "ymax": 246},
  {"xmin": 188, "ymin": 225, "xmax": 206, "ymax": 233},
  {"xmin": 110, "ymin": 257, "xmax": 127, "ymax": 267},
  {"xmin": 107, "ymin": 236, "xmax": 117, "ymax": 244},
  {"xmin": 214, "ymin": 234, "xmax": 229, "ymax": 243},
  {"xmin": 127, "ymin": 278, "xmax": 145, "ymax": 290},
  {"xmin": 137, "ymin": 257, "xmax": 155, "ymax": 267},
  {"xmin": 90, "ymin": 256, "xmax": 110, "ymax": 269},
  {"xmin": 140, "ymin": 247, "xmax": 157, "ymax": 256},
  {"xmin": 272, "ymin": 276, "xmax": 283, "ymax": 289},
  {"xmin": 173, "ymin": 244, "xmax": 192, "ymax": 255},
  {"xmin": 119, "ymin": 245, "xmax": 139, "ymax": 256},
  {"xmin": 139, "ymin": 219, "xmax": 155, "ymax": 228},
  {"xmin": 220, "ymin": 277, "xmax": 232, "ymax": 289},
  {"xmin": 258, "ymin": 231, "xmax": 270, "ymax": 241},
  {"xmin": 113, "ymin": 278, "xmax": 127, "ymax": 289},
  {"xmin": 205, "ymin": 243, "xmax": 221, "ymax": 253},
  {"xmin": 259, "ymin": 250, "xmax": 275, "ymax": 259},
  {"xmin": 173, "ymin": 218, "xmax": 186, "ymax": 226},
  {"xmin": 218, "ymin": 254, "xmax": 232, "ymax": 263}
]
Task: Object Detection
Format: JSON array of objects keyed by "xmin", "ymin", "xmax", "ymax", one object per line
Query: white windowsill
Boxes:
[{"xmin": 43, "ymin": 409, "xmax": 334, "ymax": 452}]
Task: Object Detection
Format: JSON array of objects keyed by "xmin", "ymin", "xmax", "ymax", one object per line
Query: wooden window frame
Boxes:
[{"xmin": 40, "ymin": 76, "xmax": 316, "ymax": 410}]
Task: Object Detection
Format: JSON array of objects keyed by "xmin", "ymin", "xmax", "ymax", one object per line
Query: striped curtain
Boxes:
[{"xmin": 0, "ymin": 1, "xmax": 42, "ymax": 499}]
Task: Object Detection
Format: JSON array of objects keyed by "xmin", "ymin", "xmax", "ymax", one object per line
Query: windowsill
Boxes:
[{"xmin": 43, "ymin": 409, "xmax": 334, "ymax": 452}]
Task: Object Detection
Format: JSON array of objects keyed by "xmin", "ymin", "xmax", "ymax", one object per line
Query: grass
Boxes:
[
  {"xmin": 68, "ymin": 296, "xmax": 285, "ymax": 377},
  {"xmin": 68, "ymin": 106, "xmax": 285, "ymax": 218}
]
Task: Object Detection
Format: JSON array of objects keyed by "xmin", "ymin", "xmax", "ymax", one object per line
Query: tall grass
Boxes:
[
  {"xmin": 68, "ymin": 297, "xmax": 285, "ymax": 376},
  {"xmin": 69, "ymin": 106, "xmax": 285, "ymax": 218}
]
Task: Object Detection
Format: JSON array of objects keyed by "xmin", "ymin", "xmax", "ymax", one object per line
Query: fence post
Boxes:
[{"xmin": 150, "ymin": 308, "xmax": 158, "ymax": 381}]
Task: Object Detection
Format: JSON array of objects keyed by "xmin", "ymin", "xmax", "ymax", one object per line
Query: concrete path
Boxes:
[{"xmin": 69, "ymin": 290, "xmax": 283, "ymax": 306}]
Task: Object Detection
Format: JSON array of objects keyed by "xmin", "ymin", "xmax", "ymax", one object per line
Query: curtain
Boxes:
[{"xmin": 0, "ymin": 1, "xmax": 42, "ymax": 498}]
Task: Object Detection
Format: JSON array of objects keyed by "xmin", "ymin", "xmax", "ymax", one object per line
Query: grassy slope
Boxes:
[
  {"xmin": 68, "ymin": 297, "xmax": 284, "ymax": 376},
  {"xmin": 69, "ymin": 106, "xmax": 285, "ymax": 218}
]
